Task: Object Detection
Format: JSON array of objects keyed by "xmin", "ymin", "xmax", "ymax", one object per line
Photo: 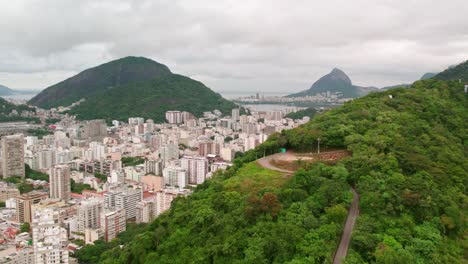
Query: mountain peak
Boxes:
[
  {"xmin": 29, "ymin": 56, "xmax": 172, "ymax": 108},
  {"xmin": 331, "ymin": 67, "xmax": 344, "ymax": 74},
  {"xmin": 328, "ymin": 68, "xmax": 352, "ymax": 84},
  {"xmin": 287, "ymin": 68, "xmax": 358, "ymax": 98}
]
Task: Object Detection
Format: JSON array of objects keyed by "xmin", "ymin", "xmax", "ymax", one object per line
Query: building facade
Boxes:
[
  {"xmin": 49, "ymin": 165, "xmax": 71, "ymax": 202},
  {"xmin": 2, "ymin": 134, "xmax": 25, "ymax": 178}
]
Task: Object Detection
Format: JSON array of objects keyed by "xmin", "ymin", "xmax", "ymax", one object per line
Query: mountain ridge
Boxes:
[
  {"xmin": 28, "ymin": 56, "xmax": 238, "ymax": 122},
  {"xmin": 0, "ymin": 84, "xmax": 16, "ymax": 96},
  {"xmin": 29, "ymin": 56, "xmax": 172, "ymax": 108},
  {"xmin": 287, "ymin": 68, "xmax": 378, "ymax": 98}
]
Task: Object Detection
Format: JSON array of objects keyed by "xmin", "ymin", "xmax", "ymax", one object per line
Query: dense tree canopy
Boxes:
[
  {"xmin": 76, "ymin": 79, "xmax": 466, "ymax": 263},
  {"xmin": 276, "ymin": 79, "xmax": 466, "ymax": 263},
  {"xmin": 285, "ymin": 107, "xmax": 317, "ymax": 120}
]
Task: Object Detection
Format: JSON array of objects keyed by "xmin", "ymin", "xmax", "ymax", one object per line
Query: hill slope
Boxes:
[
  {"xmin": 287, "ymin": 68, "xmax": 367, "ymax": 98},
  {"xmin": 76, "ymin": 79, "xmax": 466, "ymax": 263},
  {"xmin": 420, "ymin": 72, "xmax": 437, "ymax": 80},
  {"xmin": 0, "ymin": 97, "xmax": 38, "ymax": 123},
  {"xmin": 285, "ymin": 107, "xmax": 317, "ymax": 120},
  {"xmin": 68, "ymin": 74, "xmax": 238, "ymax": 122},
  {"xmin": 279, "ymin": 79, "xmax": 466, "ymax": 263},
  {"xmin": 435, "ymin": 60, "xmax": 468, "ymax": 81},
  {"xmin": 29, "ymin": 56, "xmax": 238, "ymax": 121},
  {"xmin": 29, "ymin": 56, "xmax": 172, "ymax": 108},
  {"xmin": 0, "ymin": 84, "xmax": 15, "ymax": 96}
]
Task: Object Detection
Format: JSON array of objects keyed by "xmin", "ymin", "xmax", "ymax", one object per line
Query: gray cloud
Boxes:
[{"xmin": 0, "ymin": 0, "xmax": 467, "ymax": 92}]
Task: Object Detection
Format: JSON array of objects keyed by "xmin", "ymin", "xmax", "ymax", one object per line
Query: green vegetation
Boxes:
[
  {"xmin": 29, "ymin": 56, "xmax": 172, "ymax": 108},
  {"xmin": 3, "ymin": 176, "xmax": 34, "ymax": 194},
  {"xmin": 71, "ymin": 179, "xmax": 95, "ymax": 194},
  {"xmin": 0, "ymin": 201, "xmax": 5, "ymax": 207},
  {"xmin": 20, "ymin": 223, "xmax": 30, "ymax": 233},
  {"xmin": 275, "ymin": 79, "xmax": 466, "ymax": 262},
  {"xmin": 285, "ymin": 107, "xmax": 317, "ymax": 120},
  {"xmin": 29, "ymin": 56, "xmax": 238, "ymax": 122},
  {"xmin": 73, "ymin": 223, "xmax": 148, "ymax": 263},
  {"xmin": 27, "ymin": 128, "xmax": 52, "ymax": 138},
  {"xmin": 77, "ymin": 148, "xmax": 352, "ymax": 264},
  {"xmin": 0, "ymin": 97, "xmax": 38, "ymax": 123},
  {"xmin": 25, "ymin": 164, "xmax": 49, "ymax": 181},
  {"xmin": 76, "ymin": 78, "xmax": 466, "ymax": 263},
  {"xmin": 68, "ymin": 74, "xmax": 238, "ymax": 123},
  {"xmin": 435, "ymin": 60, "xmax": 468, "ymax": 81},
  {"xmin": 121, "ymin": 157, "xmax": 145, "ymax": 167},
  {"xmin": 94, "ymin": 173, "xmax": 107, "ymax": 182}
]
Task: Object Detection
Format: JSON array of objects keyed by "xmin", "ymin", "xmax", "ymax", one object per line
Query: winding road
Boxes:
[{"xmin": 257, "ymin": 153, "xmax": 359, "ymax": 264}]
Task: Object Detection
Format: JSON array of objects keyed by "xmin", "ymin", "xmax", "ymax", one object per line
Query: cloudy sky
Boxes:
[{"xmin": 0, "ymin": 0, "xmax": 467, "ymax": 95}]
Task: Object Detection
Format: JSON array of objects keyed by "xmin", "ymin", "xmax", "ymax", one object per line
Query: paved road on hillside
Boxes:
[
  {"xmin": 256, "ymin": 153, "xmax": 295, "ymax": 174},
  {"xmin": 333, "ymin": 188, "xmax": 359, "ymax": 264},
  {"xmin": 257, "ymin": 153, "xmax": 359, "ymax": 264}
]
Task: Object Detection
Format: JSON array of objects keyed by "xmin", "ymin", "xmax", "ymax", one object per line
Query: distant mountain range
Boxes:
[
  {"xmin": 287, "ymin": 66, "xmax": 460, "ymax": 97},
  {"xmin": 0, "ymin": 84, "xmax": 16, "ymax": 96},
  {"xmin": 29, "ymin": 56, "xmax": 238, "ymax": 122}
]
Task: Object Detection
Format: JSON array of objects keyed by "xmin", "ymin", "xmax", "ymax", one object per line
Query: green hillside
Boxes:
[
  {"xmin": 435, "ymin": 60, "xmax": 468, "ymax": 81},
  {"xmin": 285, "ymin": 107, "xmax": 317, "ymax": 120},
  {"xmin": 29, "ymin": 56, "xmax": 172, "ymax": 108},
  {"xmin": 67, "ymin": 74, "xmax": 238, "ymax": 122},
  {"xmin": 75, "ymin": 79, "xmax": 466, "ymax": 263},
  {"xmin": 0, "ymin": 98, "xmax": 38, "ymax": 123},
  {"xmin": 278, "ymin": 79, "xmax": 466, "ymax": 263},
  {"xmin": 28, "ymin": 56, "xmax": 238, "ymax": 121}
]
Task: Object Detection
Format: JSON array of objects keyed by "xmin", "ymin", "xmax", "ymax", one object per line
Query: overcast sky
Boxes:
[{"xmin": 0, "ymin": 0, "xmax": 467, "ymax": 95}]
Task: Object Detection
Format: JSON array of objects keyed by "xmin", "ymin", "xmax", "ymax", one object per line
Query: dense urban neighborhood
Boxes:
[{"xmin": 0, "ymin": 103, "xmax": 309, "ymax": 263}]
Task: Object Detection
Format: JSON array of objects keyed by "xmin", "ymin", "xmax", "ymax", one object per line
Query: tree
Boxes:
[{"xmin": 20, "ymin": 223, "xmax": 30, "ymax": 233}]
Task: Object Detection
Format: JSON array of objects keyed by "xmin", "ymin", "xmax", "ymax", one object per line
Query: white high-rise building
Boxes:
[
  {"xmin": 165, "ymin": 111, "xmax": 183, "ymax": 124},
  {"xmin": 78, "ymin": 198, "xmax": 104, "ymax": 232},
  {"xmin": 100, "ymin": 208, "xmax": 126, "ymax": 242},
  {"xmin": 144, "ymin": 159, "xmax": 164, "ymax": 175},
  {"xmin": 242, "ymin": 123, "xmax": 257, "ymax": 135},
  {"xmin": 160, "ymin": 144, "xmax": 179, "ymax": 162},
  {"xmin": 162, "ymin": 167, "xmax": 187, "ymax": 188},
  {"xmin": 232, "ymin": 108, "xmax": 240, "ymax": 121},
  {"xmin": 2, "ymin": 134, "xmax": 25, "ymax": 178},
  {"xmin": 136, "ymin": 199, "xmax": 155, "ymax": 224},
  {"xmin": 38, "ymin": 149, "xmax": 56, "ymax": 170},
  {"xmin": 49, "ymin": 165, "xmax": 71, "ymax": 202},
  {"xmin": 32, "ymin": 205, "xmax": 69, "ymax": 264},
  {"xmin": 128, "ymin": 117, "xmax": 144, "ymax": 126},
  {"xmin": 89, "ymin": 142, "xmax": 107, "ymax": 160},
  {"xmin": 180, "ymin": 156, "xmax": 208, "ymax": 185},
  {"xmin": 104, "ymin": 188, "xmax": 143, "ymax": 220}
]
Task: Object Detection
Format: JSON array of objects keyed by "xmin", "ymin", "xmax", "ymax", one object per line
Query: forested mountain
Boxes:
[
  {"xmin": 29, "ymin": 57, "xmax": 172, "ymax": 108},
  {"xmin": 276, "ymin": 79, "xmax": 467, "ymax": 263},
  {"xmin": 287, "ymin": 68, "xmax": 363, "ymax": 98},
  {"xmin": 435, "ymin": 60, "xmax": 468, "ymax": 81},
  {"xmin": 420, "ymin": 72, "xmax": 437, "ymax": 80},
  {"xmin": 28, "ymin": 56, "xmax": 238, "ymax": 122},
  {"xmin": 67, "ymin": 74, "xmax": 238, "ymax": 123},
  {"xmin": 75, "ymin": 78, "xmax": 466, "ymax": 263}
]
